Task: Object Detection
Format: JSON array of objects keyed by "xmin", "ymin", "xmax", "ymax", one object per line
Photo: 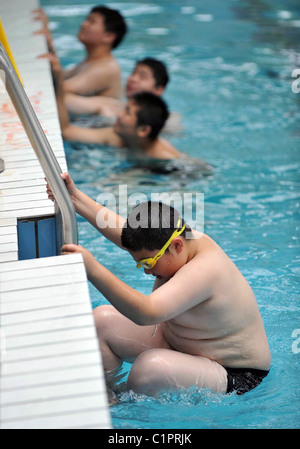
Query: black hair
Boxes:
[
  {"xmin": 136, "ymin": 58, "xmax": 169, "ymax": 88},
  {"xmin": 91, "ymin": 5, "xmax": 127, "ymax": 49},
  {"xmin": 131, "ymin": 92, "xmax": 169, "ymax": 140},
  {"xmin": 121, "ymin": 201, "xmax": 190, "ymax": 252}
]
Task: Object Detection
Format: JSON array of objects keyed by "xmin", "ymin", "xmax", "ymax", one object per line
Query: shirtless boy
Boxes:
[
  {"xmin": 48, "ymin": 50, "xmax": 181, "ymax": 159},
  {"xmin": 64, "ymin": 58, "xmax": 169, "ymax": 118},
  {"xmin": 34, "ymin": 6, "xmax": 127, "ymax": 98},
  {"xmin": 47, "ymin": 177, "xmax": 271, "ymax": 397},
  {"xmin": 64, "ymin": 57, "xmax": 180, "ymax": 135},
  {"xmin": 49, "ymin": 49, "xmax": 179, "ymax": 159},
  {"xmin": 64, "ymin": 93, "xmax": 181, "ymax": 159}
]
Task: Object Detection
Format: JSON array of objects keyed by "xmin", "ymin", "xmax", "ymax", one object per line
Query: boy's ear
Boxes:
[
  {"xmin": 103, "ymin": 31, "xmax": 116, "ymax": 47},
  {"xmin": 137, "ymin": 124, "xmax": 151, "ymax": 138},
  {"xmin": 153, "ymin": 85, "xmax": 164, "ymax": 96},
  {"xmin": 171, "ymin": 238, "xmax": 184, "ymax": 254}
]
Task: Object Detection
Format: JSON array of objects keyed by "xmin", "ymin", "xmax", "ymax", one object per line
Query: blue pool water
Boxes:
[{"xmin": 41, "ymin": 0, "xmax": 300, "ymax": 429}]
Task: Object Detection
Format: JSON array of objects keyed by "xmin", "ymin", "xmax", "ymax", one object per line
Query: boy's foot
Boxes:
[{"xmin": 106, "ymin": 381, "xmax": 127, "ymax": 406}]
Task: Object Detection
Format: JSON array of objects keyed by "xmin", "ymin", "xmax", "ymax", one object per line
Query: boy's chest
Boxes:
[{"xmin": 166, "ymin": 300, "xmax": 220, "ymax": 338}]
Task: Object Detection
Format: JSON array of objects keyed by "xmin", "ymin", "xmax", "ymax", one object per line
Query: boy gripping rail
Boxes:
[
  {"xmin": 49, "ymin": 48, "xmax": 182, "ymax": 160},
  {"xmin": 34, "ymin": 6, "xmax": 127, "ymax": 98},
  {"xmin": 47, "ymin": 175, "xmax": 270, "ymax": 397},
  {"xmin": 65, "ymin": 57, "xmax": 169, "ymax": 118},
  {"xmin": 64, "ymin": 57, "xmax": 182, "ymax": 135}
]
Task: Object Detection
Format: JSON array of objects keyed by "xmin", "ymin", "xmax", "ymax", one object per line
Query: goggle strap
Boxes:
[
  {"xmin": 136, "ymin": 220, "xmax": 185, "ymax": 269},
  {"xmin": 152, "ymin": 222, "xmax": 185, "ymax": 262}
]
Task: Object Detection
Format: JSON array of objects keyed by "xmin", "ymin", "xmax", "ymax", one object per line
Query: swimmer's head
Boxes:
[
  {"xmin": 132, "ymin": 92, "xmax": 169, "ymax": 140},
  {"xmin": 79, "ymin": 5, "xmax": 127, "ymax": 49},
  {"xmin": 126, "ymin": 58, "xmax": 169, "ymax": 97},
  {"xmin": 121, "ymin": 201, "xmax": 190, "ymax": 252},
  {"xmin": 114, "ymin": 92, "xmax": 169, "ymax": 141}
]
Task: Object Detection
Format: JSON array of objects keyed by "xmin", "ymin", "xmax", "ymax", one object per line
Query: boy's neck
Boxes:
[
  {"xmin": 85, "ymin": 44, "xmax": 113, "ymax": 61},
  {"xmin": 186, "ymin": 237, "xmax": 197, "ymax": 262},
  {"xmin": 185, "ymin": 232, "xmax": 205, "ymax": 263},
  {"xmin": 140, "ymin": 139, "xmax": 159, "ymax": 157},
  {"xmin": 122, "ymin": 135, "xmax": 157, "ymax": 155}
]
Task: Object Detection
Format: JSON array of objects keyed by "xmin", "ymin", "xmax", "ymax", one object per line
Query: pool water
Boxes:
[{"xmin": 41, "ymin": 0, "xmax": 300, "ymax": 429}]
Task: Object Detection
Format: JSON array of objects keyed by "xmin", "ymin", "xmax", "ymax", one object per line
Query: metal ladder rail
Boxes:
[{"xmin": 0, "ymin": 42, "xmax": 78, "ymax": 247}]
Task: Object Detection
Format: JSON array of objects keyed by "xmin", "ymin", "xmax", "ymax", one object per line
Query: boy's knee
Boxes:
[
  {"xmin": 93, "ymin": 304, "xmax": 115, "ymax": 319},
  {"xmin": 93, "ymin": 305, "xmax": 115, "ymax": 333},
  {"xmin": 127, "ymin": 350, "xmax": 167, "ymax": 394}
]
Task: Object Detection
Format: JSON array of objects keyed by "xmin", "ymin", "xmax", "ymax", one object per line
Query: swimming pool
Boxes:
[{"xmin": 41, "ymin": 0, "xmax": 300, "ymax": 429}]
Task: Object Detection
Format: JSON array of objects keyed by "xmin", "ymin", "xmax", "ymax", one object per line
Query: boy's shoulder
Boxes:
[
  {"xmin": 151, "ymin": 138, "xmax": 181, "ymax": 159},
  {"xmin": 89, "ymin": 55, "xmax": 121, "ymax": 73},
  {"xmin": 186, "ymin": 234, "xmax": 230, "ymax": 273},
  {"xmin": 94, "ymin": 126, "xmax": 123, "ymax": 147}
]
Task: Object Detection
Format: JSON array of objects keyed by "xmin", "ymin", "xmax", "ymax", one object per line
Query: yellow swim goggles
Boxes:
[{"xmin": 136, "ymin": 219, "xmax": 186, "ymax": 270}]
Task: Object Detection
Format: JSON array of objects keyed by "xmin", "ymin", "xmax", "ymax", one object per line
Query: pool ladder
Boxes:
[{"xmin": 0, "ymin": 42, "xmax": 78, "ymax": 251}]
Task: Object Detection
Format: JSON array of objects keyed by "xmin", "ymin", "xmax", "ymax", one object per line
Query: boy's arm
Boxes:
[
  {"xmin": 47, "ymin": 173, "xmax": 126, "ymax": 248},
  {"xmin": 62, "ymin": 123, "xmax": 122, "ymax": 146},
  {"xmin": 72, "ymin": 190, "xmax": 126, "ymax": 248},
  {"xmin": 33, "ymin": 9, "xmax": 56, "ymax": 55},
  {"xmin": 62, "ymin": 65, "xmax": 81, "ymax": 80},
  {"xmin": 49, "ymin": 55, "xmax": 122, "ymax": 146},
  {"xmin": 33, "ymin": 10, "xmax": 78, "ymax": 80},
  {"xmin": 64, "ymin": 93, "xmax": 103, "ymax": 115},
  {"xmin": 65, "ymin": 93, "xmax": 120, "ymax": 117},
  {"xmin": 62, "ymin": 244, "xmax": 215, "ymax": 325},
  {"xmin": 63, "ymin": 64, "xmax": 114, "ymax": 96}
]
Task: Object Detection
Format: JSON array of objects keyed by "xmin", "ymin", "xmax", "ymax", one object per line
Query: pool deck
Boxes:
[{"xmin": 0, "ymin": 0, "xmax": 111, "ymax": 429}]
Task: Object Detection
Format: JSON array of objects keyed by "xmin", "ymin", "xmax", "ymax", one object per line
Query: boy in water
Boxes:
[
  {"xmin": 47, "ymin": 176, "xmax": 270, "ymax": 396},
  {"xmin": 61, "ymin": 91, "xmax": 181, "ymax": 160},
  {"xmin": 64, "ymin": 57, "xmax": 169, "ymax": 118},
  {"xmin": 64, "ymin": 57, "xmax": 181, "ymax": 135},
  {"xmin": 48, "ymin": 50, "xmax": 182, "ymax": 159},
  {"xmin": 34, "ymin": 6, "xmax": 127, "ymax": 98}
]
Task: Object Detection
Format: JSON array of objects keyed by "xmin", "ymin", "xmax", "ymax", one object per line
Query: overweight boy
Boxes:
[{"xmin": 48, "ymin": 174, "xmax": 270, "ymax": 396}]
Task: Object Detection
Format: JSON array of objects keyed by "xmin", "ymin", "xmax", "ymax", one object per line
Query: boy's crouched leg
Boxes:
[
  {"xmin": 92, "ymin": 305, "xmax": 172, "ymax": 385},
  {"xmin": 127, "ymin": 348, "xmax": 173, "ymax": 396},
  {"xmin": 127, "ymin": 348, "xmax": 228, "ymax": 396},
  {"xmin": 93, "ymin": 304, "xmax": 123, "ymax": 374}
]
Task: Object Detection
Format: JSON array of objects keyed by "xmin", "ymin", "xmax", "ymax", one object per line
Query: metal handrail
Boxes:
[{"xmin": 0, "ymin": 43, "xmax": 78, "ymax": 247}]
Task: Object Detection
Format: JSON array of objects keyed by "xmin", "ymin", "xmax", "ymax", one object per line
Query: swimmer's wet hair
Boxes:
[
  {"xmin": 136, "ymin": 58, "xmax": 169, "ymax": 88},
  {"xmin": 91, "ymin": 6, "xmax": 127, "ymax": 49},
  {"xmin": 131, "ymin": 92, "xmax": 169, "ymax": 140},
  {"xmin": 121, "ymin": 201, "xmax": 191, "ymax": 252}
]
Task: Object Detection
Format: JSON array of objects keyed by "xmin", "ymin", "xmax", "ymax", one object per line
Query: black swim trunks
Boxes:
[{"xmin": 225, "ymin": 367, "xmax": 269, "ymax": 395}]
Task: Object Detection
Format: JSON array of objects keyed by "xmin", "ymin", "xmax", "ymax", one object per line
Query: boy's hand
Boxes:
[
  {"xmin": 61, "ymin": 244, "xmax": 97, "ymax": 278},
  {"xmin": 38, "ymin": 53, "xmax": 61, "ymax": 73},
  {"xmin": 46, "ymin": 172, "xmax": 77, "ymax": 202},
  {"xmin": 32, "ymin": 8, "xmax": 49, "ymax": 28},
  {"xmin": 32, "ymin": 9, "xmax": 55, "ymax": 53}
]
